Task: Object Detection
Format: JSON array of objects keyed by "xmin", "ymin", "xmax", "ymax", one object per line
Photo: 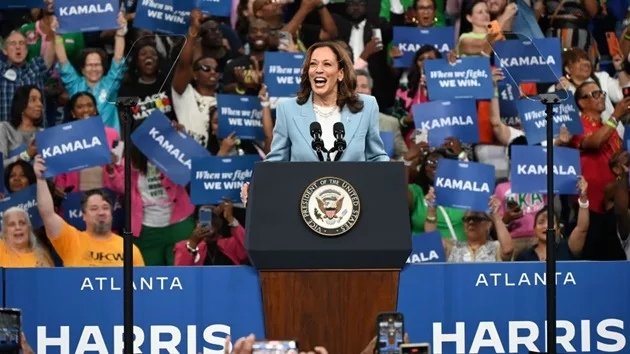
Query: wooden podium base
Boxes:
[{"xmin": 259, "ymin": 270, "xmax": 400, "ymax": 354}]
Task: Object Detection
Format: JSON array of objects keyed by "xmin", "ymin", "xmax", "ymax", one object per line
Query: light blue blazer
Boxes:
[{"xmin": 265, "ymin": 93, "xmax": 390, "ymax": 162}]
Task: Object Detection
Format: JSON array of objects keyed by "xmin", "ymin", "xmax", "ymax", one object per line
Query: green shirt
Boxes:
[
  {"xmin": 409, "ymin": 183, "xmax": 466, "ymax": 241},
  {"xmin": 19, "ymin": 22, "xmax": 85, "ymax": 66},
  {"xmin": 380, "ymin": 0, "xmax": 446, "ymax": 27}
]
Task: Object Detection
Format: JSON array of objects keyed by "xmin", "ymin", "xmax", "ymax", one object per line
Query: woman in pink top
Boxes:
[
  {"xmin": 55, "ymin": 92, "xmax": 121, "ymax": 194},
  {"xmin": 108, "ymin": 119, "xmax": 195, "ymax": 266}
]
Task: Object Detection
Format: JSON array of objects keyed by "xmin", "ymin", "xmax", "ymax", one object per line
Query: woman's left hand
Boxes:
[
  {"xmin": 577, "ymin": 175, "xmax": 588, "ymax": 198},
  {"xmin": 222, "ymin": 197, "xmax": 235, "ymax": 224},
  {"xmin": 613, "ymin": 54, "xmax": 625, "ymax": 72},
  {"xmin": 488, "ymin": 195, "xmax": 501, "ymax": 216}
]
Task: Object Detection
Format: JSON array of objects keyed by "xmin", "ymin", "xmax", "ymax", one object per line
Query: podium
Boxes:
[{"xmin": 245, "ymin": 162, "xmax": 411, "ymax": 354}]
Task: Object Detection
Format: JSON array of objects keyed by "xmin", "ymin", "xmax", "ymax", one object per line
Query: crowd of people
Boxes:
[{"xmin": 0, "ymin": 0, "xmax": 629, "ymax": 268}]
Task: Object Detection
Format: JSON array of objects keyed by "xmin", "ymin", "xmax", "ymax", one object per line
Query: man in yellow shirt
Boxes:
[{"xmin": 34, "ymin": 155, "xmax": 145, "ymax": 267}]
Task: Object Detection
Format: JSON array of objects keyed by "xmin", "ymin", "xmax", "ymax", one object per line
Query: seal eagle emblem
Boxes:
[{"xmin": 301, "ymin": 177, "xmax": 360, "ymax": 236}]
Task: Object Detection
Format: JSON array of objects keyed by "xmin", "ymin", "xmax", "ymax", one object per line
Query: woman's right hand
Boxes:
[
  {"xmin": 556, "ymin": 76, "xmax": 571, "ymax": 91},
  {"xmin": 403, "ymin": 141, "xmax": 429, "ymax": 163},
  {"xmin": 491, "ymin": 67, "xmax": 504, "ymax": 88},
  {"xmin": 240, "ymin": 182, "xmax": 250, "ymax": 206},
  {"xmin": 220, "ymin": 132, "xmax": 237, "ymax": 152},
  {"xmin": 189, "ymin": 9, "xmax": 204, "ymax": 36},
  {"xmin": 424, "ymin": 186, "xmax": 436, "ymax": 206},
  {"xmin": 189, "ymin": 225, "xmax": 211, "ymax": 248},
  {"xmin": 33, "ymin": 155, "xmax": 46, "ymax": 180},
  {"xmin": 612, "ymin": 97, "xmax": 630, "ymax": 118}
]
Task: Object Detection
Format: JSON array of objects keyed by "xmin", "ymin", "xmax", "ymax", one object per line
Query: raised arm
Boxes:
[
  {"xmin": 112, "ymin": 12, "xmax": 127, "ymax": 64},
  {"xmin": 172, "ymin": 9, "xmax": 204, "ymax": 95},
  {"xmin": 34, "ymin": 156, "xmax": 63, "ymax": 239},
  {"xmin": 568, "ymin": 176, "xmax": 589, "ymax": 257},
  {"xmin": 490, "ymin": 195, "xmax": 514, "ymax": 261},
  {"xmin": 581, "ymin": 98, "xmax": 630, "ymax": 150},
  {"xmin": 489, "ymin": 68, "xmax": 512, "ymax": 145}
]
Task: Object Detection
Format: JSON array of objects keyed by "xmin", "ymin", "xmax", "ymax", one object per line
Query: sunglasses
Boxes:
[
  {"xmin": 462, "ymin": 215, "xmax": 489, "ymax": 224},
  {"xmin": 579, "ymin": 90, "xmax": 606, "ymax": 100},
  {"xmin": 195, "ymin": 64, "xmax": 218, "ymax": 72}
]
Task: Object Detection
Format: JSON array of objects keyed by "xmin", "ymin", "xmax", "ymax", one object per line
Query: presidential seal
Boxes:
[{"xmin": 300, "ymin": 177, "xmax": 360, "ymax": 236}]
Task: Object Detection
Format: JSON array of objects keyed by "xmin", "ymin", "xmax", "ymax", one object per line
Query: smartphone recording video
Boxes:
[
  {"xmin": 198, "ymin": 206, "xmax": 213, "ymax": 228},
  {"xmin": 252, "ymin": 340, "xmax": 298, "ymax": 354},
  {"xmin": 377, "ymin": 312, "xmax": 404, "ymax": 354},
  {"xmin": 0, "ymin": 309, "xmax": 21, "ymax": 352}
]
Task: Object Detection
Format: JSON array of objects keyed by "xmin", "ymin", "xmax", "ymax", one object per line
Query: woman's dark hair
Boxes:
[
  {"xmin": 124, "ymin": 41, "xmax": 165, "ymax": 84},
  {"xmin": 459, "ymin": 0, "xmax": 486, "ymax": 36},
  {"xmin": 130, "ymin": 119, "xmax": 149, "ymax": 175},
  {"xmin": 77, "ymin": 48, "xmax": 109, "ymax": 73},
  {"xmin": 414, "ymin": 148, "xmax": 451, "ymax": 194},
  {"xmin": 507, "ymin": 135, "xmax": 528, "ymax": 160},
  {"xmin": 4, "ymin": 160, "xmax": 36, "ymax": 193},
  {"xmin": 297, "ymin": 41, "xmax": 364, "ymax": 114},
  {"xmin": 10, "ymin": 85, "xmax": 43, "ymax": 129},
  {"xmin": 407, "ymin": 45, "xmax": 442, "ymax": 100},
  {"xmin": 562, "ymin": 48, "xmax": 599, "ymax": 89},
  {"xmin": 534, "ymin": 208, "xmax": 561, "ymax": 231},
  {"xmin": 64, "ymin": 91, "xmax": 99, "ymax": 123},
  {"xmin": 412, "ymin": 0, "xmax": 436, "ymax": 9}
]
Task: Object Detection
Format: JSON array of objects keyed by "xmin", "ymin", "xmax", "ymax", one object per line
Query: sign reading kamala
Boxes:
[
  {"xmin": 5, "ymin": 266, "xmax": 266, "ymax": 354},
  {"xmin": 264, "ymin": 52, "xmax": 304, "ymax": 97},
  {"xmin": 406, "ymin": 232, "xmax": 445, "ymax": 264},
  {"xmin": 134, "ymin": 0, "xmax": 193, "ymax": 35},
  {"xmin": 62, "ymin": 189, "xmax": 123, "ymax": 231},
  {"xmin": 132, "ymin": 111, "xmax": 210, "ymax": 186},
  {"xmin": 392, "ymin": 26, "xmax": 454, "ymax": 68},
  {"xmin": 54, "ymin": 0, "xmax": 119, "ymax": 34},
  {"xmin": 434, "ymin": 159, "xmax": 495, "ymax": 212},
  {"xmin": 197, "ymin": 0, "xmax": 231, "ymax": 17},
  {"xmin": 398, "ymin": 262, "xmax": 628, "ymax": 354},
  {"xmin": 379, "ymin": 132, "xmax": 394, "ymax": 158},
  {"xmin": 511, "ymin": 146, "xmax": 581, "ymax": 195},
  {"xmin": 492, "ymin": 38, "xmax": 562, "ymax": 84},
  {"xmin": 0, "ymin": 185, "xmax": 42, "ymax": 229},
  {"xmin": 499, "ymin": 99, "xmax": 521, "ymax": 128},
  {"xmin": 0, "ymin": 0, "xmax": 42, "ymax": 9},
  {"xmin": 217, "ymin": 94, "xmax": 265, "ymax": 141},
  {"xmin": 424, "ymin": 57, "xmax": 494, "ymax": 100},
  {"xmin": 412, "ymin": 100, "xmax": 479, "ymax": 147},
  {"xmin": 36, "ymin": 117, "xmax": 111, "ymax": 177},
  {"xmin": 190, "ymin": 155, "xmax": 260, "ymax": 205},
  {"xmin": 517, "ymin": 94, "xmax": 583, "ymax": 145}
]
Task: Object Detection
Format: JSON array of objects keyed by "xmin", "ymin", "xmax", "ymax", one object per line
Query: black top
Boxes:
[{"xmin": 516, "ymin": 239, "xmax": 575, "ymax": 261}]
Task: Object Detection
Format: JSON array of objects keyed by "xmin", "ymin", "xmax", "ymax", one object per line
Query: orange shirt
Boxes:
[
  {"xmin": 570, "ymin": 115, "xmax": 621, "ymax": 213},
  {"xmin": 49, "ymin": 220, "xmax": 145, "ymax": 267},
  {"xmin": 0, "ymin": 240, "xmax": 49, "ymax": 268}
]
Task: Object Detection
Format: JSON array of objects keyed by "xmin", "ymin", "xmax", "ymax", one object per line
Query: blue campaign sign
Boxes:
[
  {"xmin": 54, "ymin": 0, "xmax": 119, "ymax": 34},
  {"xmin": 5, "ymin": 266, "xmax": 266, "ymax": 354},
  {"xmin": 499, "ymin": 99, "xmax": 521, "ymax": 128},
  {"xmin": 392, "ymin": 26, "xmax": 454, "ymax": 68},
  {"xmin": 62, "ymin": 188, "xmax": 123, "ymax": 231},
  {"xmin": 412, "ymin": 100, "xmax": 479, "ymax": 147},
  {"xmin": 625, "ymin": 126, "xmax": 630, "ymax": 151},
  {"xmin": 424, "ymin": 57, "xmax": 494, "ymax": 100},
  {"xmin": 217, "ymin": 94, "xmax": 265, "ymax": 141},
  {"xmin": 434, "ymin": 159, "xmax": 495, "ymax": 212},
  {"xmin": 0, "ymin": 0, "xmax": 43, "ymax": 9},
  {"xmin": 36, "ymin": 117, "xmax": 111, "ymax": 178},
  {"xmin": 517, "ymin": 94, "xmax": 583, "ymax": 145},
  {"xmin": 511, "ymin": 145, "xmax": 581, "ymax": 195},
  {"xmin": 0, "ymin": 185, "xmax": 43, "ymax": 229},
  {"xmin": 190, "ymin": 155, "xmax": 259, "ymax": 205},
  {"xmin": 134, "ymin": 0, "xmax": 193, "ymax": 35},
  {"xmin": 131, "ymin": 111, "xmax": 210, "ymax": 186},
  {"xmin": 379, "ymin": 132, "xmax": 394, "ymax": 158},
  {"xmin": 493, "ymin": 38, "xmax": 562, "ymax": 84},
  {"xmin": 263, "ymin": 52, "xmax": 304, "ymax": 97},
  {"xmin": 406, "ymin": 232, "xmax": 445, "ymax": 264},
  {"xmin": 399, "ymin": 262, "xmax": 629, "ymax": 354},
  {"xmin": 197, "ymin": 0, "xmax": 231, "ymax": 17}
]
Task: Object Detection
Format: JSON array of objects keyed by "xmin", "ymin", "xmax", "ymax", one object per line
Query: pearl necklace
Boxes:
[{"xmin": 313, "ymin": 104, "xmax": 339, "ymax": 118}]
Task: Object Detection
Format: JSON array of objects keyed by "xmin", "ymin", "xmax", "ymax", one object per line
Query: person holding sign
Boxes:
[
  {"xmin": 516, "ymin": 177, "xmax": 589, "ymax": 261},
  {"xmin": 54, "ymin": 92, "xmax": 120, "ymax": 194},
  {"xmin": 266, "ymin": 41, "xmax": 389, "ymax": 162},
  {"xmin": 0, "ymin": 207, "xmax": 53, "ymax": 267},
  {"xmin": 427, "ymin": 192, "xmax": 513, "ymax": 262},
  {"xmin": 34, "ymin": 156, "xmax": 145, "ymax": 267},
  {"xmin": 0, "ymin": 85, "xmax": 43, "ymax": 168},
  {"xmin": 52, "ymin": 11, "xmax": 127, "ymax": 134}
]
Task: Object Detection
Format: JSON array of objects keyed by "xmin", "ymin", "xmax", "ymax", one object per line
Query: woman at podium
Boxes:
[{"xmin": 265, "ymin": 41, "xmax": 390, "ymax": 162}]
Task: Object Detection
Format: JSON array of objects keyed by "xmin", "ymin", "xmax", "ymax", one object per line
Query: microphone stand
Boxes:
[
  {"xmin": 116, "ymin": 96, "xmax": 139, "ymax": 354},
  {"xmin": 535, "ymin": 93, "xmax": 562, "ymax": 354}
]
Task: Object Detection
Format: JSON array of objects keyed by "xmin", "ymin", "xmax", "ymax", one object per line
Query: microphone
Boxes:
[
  {"xmin": 332, "ymin": 122, "xmax": 346, "ymax": 162},
  {"xmin": 310, "ymin": 122, "xmax": 326, "ymax": 162}
]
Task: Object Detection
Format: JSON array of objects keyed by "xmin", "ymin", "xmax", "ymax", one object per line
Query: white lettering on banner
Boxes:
[
  {"xmin": 432, "ymin": 319, "xmax": 625, "ymax": 353},
  {"xmin": 516, "ymin": 164, "xmax": 577, "ymax": 176},
  {"xmin": 37, "ymin": 324, "xmax": 232, "ymax": 354},
  {"xmin": 406, "ymin": 252, "xmax": 439, "ymax": 263},
  {"xmin": 58, "ymin": 3, "xmax": 114, "ymax": 16},
  {"xmin": 499, "ymin": 55, "xmax": 556, "ymax": 68},
  {"xmin": 268, "ymin": 65, "xmax": 292, "ymax": 74},
  {"xmin": 398, "ymin": 43, "xmax": 450, "ymax": 53},
  {"xmin": 80, "ymin": 276, "xmax": 183, "ymax": 291},
  {"xmin": 41, "ymin": 137, "xmax": 103, "ymax": 158},
  {"xmin": 420, "ymin": 116, "xmax": 473, "ymax": 130},
  {"xmin": 148, "ymin": 127, "xmax": 192, "ymax": 168},
  {"xmin": 0, "ymin": 199, "xmax": 36, "ymax": 220},
  {"xmin": 69, "ymin": 209, "xmax": 82, "ymax": 218},
  {"xmin": 435, "ymin": 177, "xmax": 490, "ymax": 193},
  {"xmin": 475, "ymin": 272, "xmax": 576, "ymax": 287}
]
